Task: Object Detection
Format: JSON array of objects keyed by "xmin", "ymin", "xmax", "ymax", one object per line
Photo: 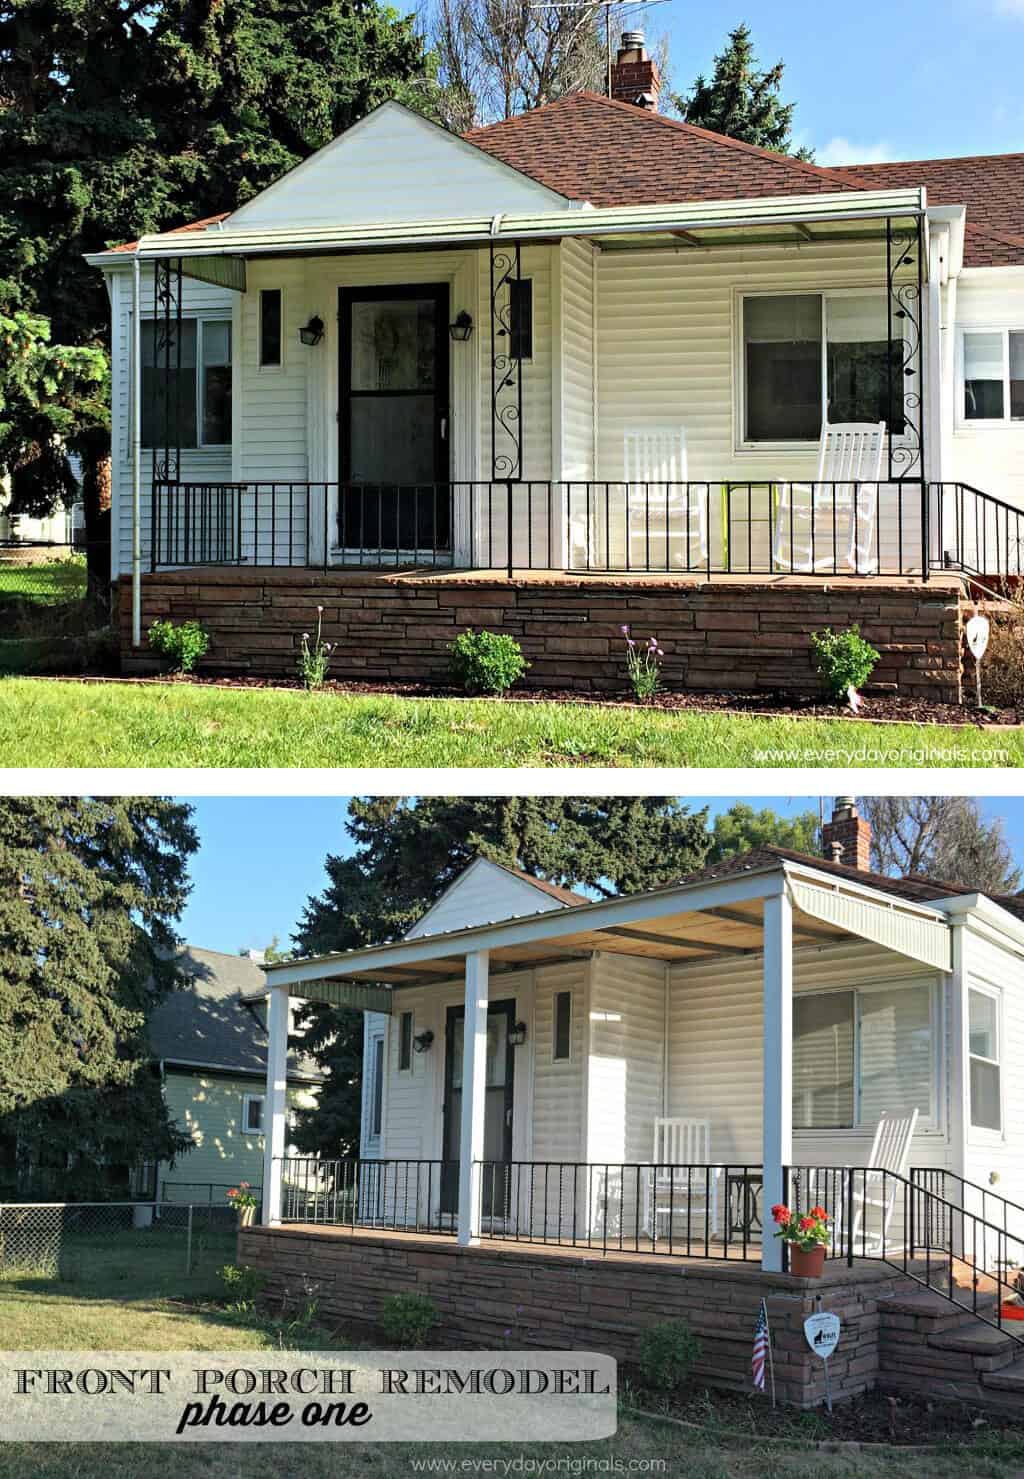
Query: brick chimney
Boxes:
[
  {"xmin": 610, "ymin": 31, "xmax": 660, "ymax": 111},
  {"xmin": 821, "ymin": 797, "xmax": 872, "ymax": 872}
]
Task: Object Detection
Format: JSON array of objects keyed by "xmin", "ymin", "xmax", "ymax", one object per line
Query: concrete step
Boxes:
[
  {"xmin": 929, "ymin": 1321, "xmax": 1019, "ymax": 1373},
  {"xmin": 982, "ymin": 1352, "xmax": 1024, "ymax": 1393},
  {"xmin": 879, "ymin": 1288, "xmax": 994, "ymax": 1332}
]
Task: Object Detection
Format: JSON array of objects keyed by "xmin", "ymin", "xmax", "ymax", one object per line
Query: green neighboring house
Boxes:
[{"xmin": 142, "ymin": 946, "xmax": 321, "ymax": 1207}]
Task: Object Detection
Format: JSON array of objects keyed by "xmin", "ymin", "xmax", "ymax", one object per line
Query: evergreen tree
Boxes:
[
  {"xmin": 706, "ymin": 802, "xmax": 819, "ymax": 864},
  {"xmin": 673, "ymin": 23, "xmax": 811, "ymax": 159},
  {"xmin": 0, "ymin": 796, "xmax": 198, "ymax": 1198},
  {"xmin": 290, "ymin": 797, "xmax": 710, "ymax": 1157},
  {"xmin": 0, "ymin": 0, "xmax": 434, "ymax": 560}
]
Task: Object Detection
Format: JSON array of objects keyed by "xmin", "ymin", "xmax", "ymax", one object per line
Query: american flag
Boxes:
[{"xmin": 752, "ymin": 1298, "xmax": 770, "ymax": 1392}]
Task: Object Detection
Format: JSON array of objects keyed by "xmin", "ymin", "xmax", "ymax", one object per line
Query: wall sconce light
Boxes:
[
  {"xmin": 298, "ymin": 315, "xmax": 325, "ymax": 347},
  {"xmin": 448, "ymin": 310, "xmax": 474, "ymax": 342},
  {"xmin": 507, "ymin": 1021, "xmax": 527, "ymax": 1048},
  {"xmin": 413, "ymin": 1029, "xmax": 434, "ymax": 1054}
]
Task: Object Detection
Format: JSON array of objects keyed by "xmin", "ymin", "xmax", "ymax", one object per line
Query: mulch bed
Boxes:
[
  {"xmin": 630, "ymin": 1382, "xmax": 1024, "ymax": 1446},
  {"xmin": 28, "ymin": 669, "xmax": 1022, "ymax": 727}
]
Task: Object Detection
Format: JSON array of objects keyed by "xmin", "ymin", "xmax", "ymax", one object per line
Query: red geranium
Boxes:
[{"xmin": 771, "ymin": 1204, "xmax": 791, "ymax": 1225}]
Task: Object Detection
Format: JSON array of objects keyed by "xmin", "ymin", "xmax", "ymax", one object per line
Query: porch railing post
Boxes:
[
  {"xmin": 261, "ymin": 981, "xmax": 290, "ymax": 1226},
  {"xmin": 761, "ymin": 886, "xmax": 792, "ymax": 1273},
  {"xmin": 457, "ymin": 951, "xmax": 490, "ymax": 1246}
]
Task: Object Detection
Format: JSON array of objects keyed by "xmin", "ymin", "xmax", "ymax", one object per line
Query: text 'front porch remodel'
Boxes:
[{"xmin": 88, "ymin": 37, "xmax": 1024, "ymax": 701}]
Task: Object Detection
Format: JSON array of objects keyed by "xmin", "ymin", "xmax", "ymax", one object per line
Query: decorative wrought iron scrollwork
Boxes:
[
  {"xmin": 151, "ymin": 257, "xmax": 184, "ymax": 487},
  {"xmin": 886, "ymin": 217, "xmax": 925, "ymax": 483},
  {"xmin": 490, "ymin": 241, "xmax": 522, "ymax": 481}
]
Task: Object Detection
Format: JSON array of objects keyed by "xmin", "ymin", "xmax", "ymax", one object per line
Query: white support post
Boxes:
[
  {"xmin": 762, "ymin": 888, "xmax": 793, "ymax": 1272},
  {"xmin": 457, "ymin": 950, "xmax": 490, "ymax": 1246},
  {"xmin": 261, "ymin": 982, "xmax": 290, "ymax": 1226},
  {"xmin": 131, "ymin": 252, "xmax": 143, "ymax": 646}
]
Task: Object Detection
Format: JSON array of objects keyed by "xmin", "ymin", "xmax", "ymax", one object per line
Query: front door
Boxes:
[
  {"xmin": 338, "ymin": 284, "xmax": 451, "ymax": 555},
  {"xmin": 441, "ymin": 999, "xmax": 515, "ymax": 1218}
]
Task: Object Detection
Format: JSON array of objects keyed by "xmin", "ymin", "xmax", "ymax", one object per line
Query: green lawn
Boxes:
[
  {"xmin": 0, "ymin": 677, "xmax": 1019, "ymax": 767},
  {"xmin": 0, "ymin": 557, "xmax": 87, "ymax": 607},
  {"xmin": 1, "ymin": 1255, "xmax": 1018, "ymax": 1479}
]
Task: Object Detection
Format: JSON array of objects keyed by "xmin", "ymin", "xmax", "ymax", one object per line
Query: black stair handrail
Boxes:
[
  {"xmin": 792, "ymin": 1164, "xmax": 1024, "ymax": 1348},
  {"xmin": 910, "ymin": 1167, "xmax": 1024, "ymax": 1255}
]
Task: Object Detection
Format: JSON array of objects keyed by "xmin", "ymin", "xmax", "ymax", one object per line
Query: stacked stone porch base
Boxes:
[
  {"xmin": 239, "ymin": 1223, "xmax": 924, "ymax": 1410},
  {"xmin": 119, "ymin": 568, "xmax": 966, "ymax": 704}
]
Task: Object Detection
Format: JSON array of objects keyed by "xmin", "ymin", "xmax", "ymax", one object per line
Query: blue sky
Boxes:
[
  {"xmin": 178, "ymin": 796, "xmax": 1022, "ymax": 955},
  {"xmin": 489, "ymin": 0, "xmax": 1024, "ymax": 162}
]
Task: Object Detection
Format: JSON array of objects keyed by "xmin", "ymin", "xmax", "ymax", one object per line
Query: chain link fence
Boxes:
[
  {"xmin": 0, "ymin": 543, "xmax": 88, "ymax": 606},
  {"xmin": 0, "ymin": 1202, "xmax": 240, "ymax": 1287}
]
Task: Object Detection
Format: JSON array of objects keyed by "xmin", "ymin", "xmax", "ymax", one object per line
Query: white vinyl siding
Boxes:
[
  {"xmin": 585, "ymin": 953, "xmax": 665, "ymax": 1166},
  {"xmin": 950, "ymin": 268, "xmax": 1024, "ymax": 508},
  {"xmin": 559, "ymin": 237, "xmax": 596, "ymax": 479},
  {"xmin": 667, "ymin": 939, "xmax": 950, "ymax": 1173},
  {"xmin": 532, "ymin": 961, "xmax": 586, "ymax": 1162},
  {"xmin": 405, "ymin": 858, "xmax": 565, "ymax": 939}
]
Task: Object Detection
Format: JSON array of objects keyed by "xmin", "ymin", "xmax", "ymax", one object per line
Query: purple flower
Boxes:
[
  {"xmin": 620, "ymin": 624, "xmax": 630, "ymax": 636},
  {"xmin": 317, "ymin": 604, "xmax": 324, "ymax": 614}
]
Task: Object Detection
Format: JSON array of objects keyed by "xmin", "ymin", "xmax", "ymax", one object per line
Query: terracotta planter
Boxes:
[
  {"xmin": 788, "ymin": 1243, "xmax": 826, "ymax": 1278},
  {"xmin": 237, "ymin": 1204, "xmax": 256, "ymax": 1228}
]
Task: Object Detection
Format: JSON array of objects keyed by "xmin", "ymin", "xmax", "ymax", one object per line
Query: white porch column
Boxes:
[
  {"xmin": 457, "ymin": 950, "xmax": 490, "ymax": 1246},
  {"xmin": 261, "ymin": 982, "xmax": 290, "ymax": 1226},
  {"xmin": 131, "ymin": 253, "xmax": 143, "ymax": 646},
  {"xmin": 761, "ymin": 888, "xmax": 793, "ymax": 1272}
]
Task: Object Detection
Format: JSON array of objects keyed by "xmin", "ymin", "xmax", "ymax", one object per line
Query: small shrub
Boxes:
[
  {"xmin": 148, "ymin": 618, "xmax": 209, "ymax": 673},
  {"xmin": 809, "ymin": 624, "xmax": 879, "ymax": 700},
  {"xmin": 620, "ymin": 624, "xmax": 663, "ymax": 702},
  {"xmin": 637, "ymin": 1319, "xmax": 702, "ymax": 1392},
  {"xmin": 448, "ymin": 628, "xmax": 528, "ymax": 694},
  {"xmin": 298, "ymin": 605, "xmax": 333, "ymax": 691},
  {"xmin": 978, "ymin": 590, "xmax": 1024, "ymax": 707},
  {"xmin": 379, "ymin": 1291, "xmax": 438, "ymax": 1348},
  {"xmin": 219, "ymin": 1263, "xmax": 267, "ymax": 1306}
]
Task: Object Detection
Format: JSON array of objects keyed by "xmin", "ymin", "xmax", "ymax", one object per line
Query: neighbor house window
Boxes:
[
  {"xmin": 509, "ymin": 278, "xmax": 533, "ymax": 360},
  {"xmin": 398, "ymin": 1011, "xmax": 413, "ymax": 1072},
  {"xmin": 741, "ymin": 292, "xmax": 901, "ymax": 443},
  {"xmin": 370, "ymin": 1036, "xmax": 384, "ymax": 1138},
  {"xmin": 141, "ymin": 317, "xmax": 232, "ymax": 448},
  {"xmin": 242, "ymin": 1093, "xmax": 264, "ymax": 1134},
  {"xmin": 968, "ymin": 987, "xmax": 1001, "ymax": 1132},
  {"xmin": 259, "ymin": 288, "xmax": 282, "ymax": 368},
  {"xmin": 554, "ymin": 991, "xmax": 572, "ymax": 1061},
  {"xmin": 792, "ymin": 983, "xmax": 934, "ymax": 1130},
  {"xmin": 962, "ymin": 330, "xmax": 1024, "ymax": 423}
]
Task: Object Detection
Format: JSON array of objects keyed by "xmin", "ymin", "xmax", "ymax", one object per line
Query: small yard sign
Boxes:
[
  {"xmin": 803, "ymin": 1310, "xmax": 841, "ymax": 1413},
  {"xmin": 965, "ymin": 612, "xmax": 991, "ymax": 708}
]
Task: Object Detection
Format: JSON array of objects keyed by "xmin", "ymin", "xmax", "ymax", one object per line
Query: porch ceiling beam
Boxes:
[
  {"xmin": 603, "ymin": 924, "xmax": 753, "ymax": 957},
  {"xmin": 792, "ymin": 223, "xmax": 817, "ymax": 241},
  {"xmin": 671, "ymin": 230, "xmax": 704, "ymax": 247},
  {"xmin": 267, "ymin": 868, "xmax": 786, "ymax": 992}
]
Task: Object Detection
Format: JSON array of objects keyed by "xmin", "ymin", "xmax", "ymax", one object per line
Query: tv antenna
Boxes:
[{"xmin": 528, "ymin": 0, "xmax": 670, "ymax": 99}]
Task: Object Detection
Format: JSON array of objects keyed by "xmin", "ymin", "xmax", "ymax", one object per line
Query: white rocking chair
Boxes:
[
  {"xmin": 642, "ymin": 1118, "xmax": 720, "ymax": 1242},
  {"xmin": 850, "ymin": 1108, "xmax": 919, "ymax": 1256},
  {"xmin": 623, "ymin": 428, "xmax": 707, "ymax": 571},
  {"xmin": 773, "ymin": 421, "xmax": 885, "ymax": 574}
]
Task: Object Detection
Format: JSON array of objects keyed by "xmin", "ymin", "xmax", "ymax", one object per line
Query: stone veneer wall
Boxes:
[
  {"xmin": 238, "ymin": 1225, "xmax": 918, "ymax": 1410},
  {"xmin": 120, "ymin": 570, "xmax": 964, "ymax": 703}
]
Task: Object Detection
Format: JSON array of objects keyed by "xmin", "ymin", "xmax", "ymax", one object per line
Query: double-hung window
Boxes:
[
  {"xmin": 741, "ymin": 292, "xmax": 902, "ymax": 444},
  {"xmin": 141, "ymin": 317, "xmax": 232, "ymax": 448},
  {"xmin": 242, "ymin": 1093, "xmax": 264, "ymax": 1134},
  {"xmin": 968, "ymin": 986, "xmax": 1001, "ymax": 1132},
  {"xmin": 961, "ymin": 330, "xmax": 1024, "ymax": 424},
  {"xmin": 792, "ymin": 982, "xmax": 935, "ymax": 1131}
]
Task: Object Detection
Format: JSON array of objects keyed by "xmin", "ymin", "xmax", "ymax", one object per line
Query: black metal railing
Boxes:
[
  {"xmin": 910, "ymin": 1168, "xmax": 1024, "ymax": 1265},
  {"xmin": 151, "ymin": 477, "xmax": 1024, "ymax": 581},
  {"xmin": 277, "ymin": 1157, "xmax": 456, "ymax": 1234},
  {"xmin": 788, "ymin": 1164, "xmax": 1024, "ymax": 1345},
  {"xmin": 477, "ymin": 1161, "xmax": 764, "ymax": 1260}
]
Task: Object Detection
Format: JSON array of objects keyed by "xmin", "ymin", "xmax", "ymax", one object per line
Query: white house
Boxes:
[{"xmin": 84, "ymin": 37, "xmax": 1024, "ymax": 699}]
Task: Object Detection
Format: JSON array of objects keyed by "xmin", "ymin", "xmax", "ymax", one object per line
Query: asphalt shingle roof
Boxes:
[{"xmin": 147, "ymin": 946, "xmax": 320, "ymax": 1079}]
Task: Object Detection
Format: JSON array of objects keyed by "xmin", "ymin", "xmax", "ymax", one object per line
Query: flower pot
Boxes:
[
  {"xmin": 237, "ymin": 1204, "xmax": 256, "ymax": 1228},
  {"xmin": 788, "ymin": 1243, "xmax": 826, "ymax": 1278}
]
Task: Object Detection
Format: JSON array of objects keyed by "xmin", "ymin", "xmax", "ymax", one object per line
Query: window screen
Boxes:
[
  {"xmin": 398, "ymin": 1011, "xmax": 413, "ymax": 1071},
  {"xmin": 201, "ymin": 320, "xmax": 232, "ymax": 444},
  {"xmin": 826, "ymin": 296, "xmax": 902, "ymax": 430},
  {"xmin": 260, "ymin": 288, "xmax": 282, "ymax": 367},
  {"xmin": 969, "ymin": 989, "xmax": 1001, "ymax": 1131},
  {"xmin": 964, "ymin": 332, "xmax": 1005, "ymax": 420},
  {"xmin": 744, "ymin": 295, "xmax": 822, "ymax": 441},
  {"xmin": 858, "ymin": 985, "xmax": 932, "ymax": 1123},
  {"xmin": 792, "ymin": 991, "xmax": 854, "ymax": 1129},
  {"xmin": 371, "ymin": 1037, "xmax": 384, "ymax": 1136},
  {"xmin": 243, "ymin": 1095, "xmax": 264, "ymax": 1133},
  {"xmin": 554, "ymin": 991, "xmax": 572, "ymax": 1061},
  {"xmin": 141, "ymin": 319, "xmax": 198, "ymax": 448}
]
